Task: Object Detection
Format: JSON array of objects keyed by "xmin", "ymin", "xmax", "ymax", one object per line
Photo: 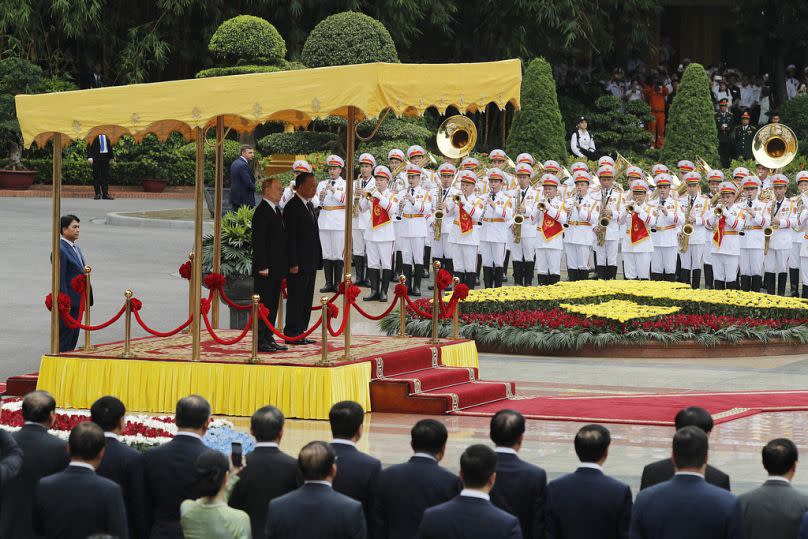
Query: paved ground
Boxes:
[{"xmin": 4, "ymin": 196, "xmax": 808, "ymax": 494}]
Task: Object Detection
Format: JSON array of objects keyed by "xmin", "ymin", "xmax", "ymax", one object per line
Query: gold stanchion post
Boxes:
[
  {"xmin": 50, "ymin": 133, "xmax": 63, "ymax": 355},
  {"xmin": 397, "ymin": 275, "xmax": 408, "ymax": 338},
  {"xmin": 186, "ymin": 251, "xmax": 194, "ymax": 333},
  {"xmin": 429, "ymin": 260, "xmax": 441, "ymax": 343},
  {"xmin": 452, "ymin": 276, "xmax": 461, "ymax": 339},
  {"xmin": 83, "ymin": 266, "xmax": 94, "ymax": 351},
  {"xmin": 191, "ymin": 127, "xmax": 205, "ymax": 361},
  {"xmin": 318, "ymin": 296, "xmax": 330, "ymax": 365},
  {"xmin": 250, "ymin": 294, "xmax": 260, "ymax": 363},
  {"xmin": 342, "ymin": 273, "xmax": 352, "ymax": 360},
  {"xmin": 277, "ymin": 289, "xmax": 284, "ymax": 335},
  {"xmin": 120, "ymin": 290, "xmax": 133, "ymax": 359},
  {"xmin": 212, "ymin": 116, "xmax": 224, "ymax": 328}
]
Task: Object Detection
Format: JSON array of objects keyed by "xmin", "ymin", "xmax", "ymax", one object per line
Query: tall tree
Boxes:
[{"xmin": 661, "ymin": 63, "xmax": 718, "ymax": 165}]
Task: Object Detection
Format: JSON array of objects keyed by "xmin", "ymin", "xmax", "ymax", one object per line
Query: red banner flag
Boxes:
[
  {"xmin": 630, "ymin": 212, "xmax": 650, "ymax": 245},
  {"xmin": 458, "ymin": 204, "xmax": 474, "ymax": 235},
  {"xmin": 371, "ymin": 198, "xmax": 391, "ymax": 228},
  {"xmin": 541, "ymin": 213, "xmax": 563, "ymax": 240},
  {"xmin": 712, "ymin": 215, "xmax": 726, "ymax": 248}
]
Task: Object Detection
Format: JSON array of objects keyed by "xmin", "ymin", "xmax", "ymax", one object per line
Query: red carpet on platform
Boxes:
[{"xmin": 452, "ymin": 390, "xmax": 808, "ymax": 426}]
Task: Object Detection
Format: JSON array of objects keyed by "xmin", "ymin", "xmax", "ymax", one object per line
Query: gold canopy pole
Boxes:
[
  {"xmin": 191, "ymin": 127, "xmax": 204, "ymax": 360},
  {"xmin": 50, "ymin": 133, "xmax": 63, "ymax": 355},
  {"xmin": 212, "ymin": 116, "xmax": 224, "ymax": 328},
  {"xmin": 342, "ymin": 106, "xmax": 357, "ymax": 358}
]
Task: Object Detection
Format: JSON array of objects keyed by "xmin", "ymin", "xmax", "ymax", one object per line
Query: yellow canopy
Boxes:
[{"xmin": 16, "ymin": 59, "xmax": 522, "ymax": 148}]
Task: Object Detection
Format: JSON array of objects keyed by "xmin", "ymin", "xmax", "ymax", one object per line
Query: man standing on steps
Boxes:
[{"xmin": 87, "ymin": 133, "xmax": 115, "ymax": 200}]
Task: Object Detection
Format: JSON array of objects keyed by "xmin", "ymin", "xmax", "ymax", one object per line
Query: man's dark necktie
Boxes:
[{"xmin": 306, "ymin": 201, "xmax": 316, "ymax": 222}]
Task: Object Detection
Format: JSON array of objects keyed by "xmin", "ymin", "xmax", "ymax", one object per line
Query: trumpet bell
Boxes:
[
  {"xmin": 437, "ymin": 115, "xmax": 477, "ymax": 159},
  {"xmin": 753, "ymin": 123, "xmax": 798, "ymax": 169},
  {"xmin": 364, "ymin": 192, "xmax": 374, "ymax": 200}
]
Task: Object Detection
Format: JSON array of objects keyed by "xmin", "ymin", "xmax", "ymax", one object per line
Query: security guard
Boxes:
[
  {"xmin": 649, "ymin": 174, "xmax": 684, "ymax": 281},
  {"xmin": 564, "ymin": 171, "xmax": 599, "ymax": 280},
  {"xmin": 446, "ymin": 171, "xmax": 485, "ymax": 289},
  {"xmin": 591, "ymin": 165, "xmax": 622, "ymax": 280},
  {"xmin": 508, "ymin": 163, "xmax": 540, "ymax": 285},
  {"xmin": 716, "ymin": 98, "xmax": 735, "ymax": 167},
  {"xmin": 316, "ymin": 155, "xmax": 347, "ymax": 293},
  {"xmin": 352, "ymin": 153, "xmax": 376, "ymax": 288},
  {"xmin": 361, "ymin": 166, "xmax": 399, "ymax": 303},
  {"xmin": 535, "ymin": 174, "xmax": 567, "ymax": 285},
  {"xmin": 734, "ymin": 111, "xmax": 756, "ymax": 160},
  {"xmin": 739, "ymin": 176, "xmax": 770, "ymax": 292},
  {"xmin": 763, "ymin": 174, "xmax": 793, "ymax": 295},
  {"xmin": 679, "ymin": 171, "xmax": 710, "ymax": 288},
  {"xmin": 479, "ymin": 168, "xmax": 513, "ymax": 288},
  {"xmin": 706, "ymin": 182, "xmax": 746, "ymax": 290},
  {"xmin": 703, "ymin": 169, "xmax": 725, "ymax": 288},
  {"xmin": 398, "ymin": 164, "xmax": 432, "ymax": 296},
  {"xmin": 619, "ymin": 179, "xmax": 655, "ymax": 280}
]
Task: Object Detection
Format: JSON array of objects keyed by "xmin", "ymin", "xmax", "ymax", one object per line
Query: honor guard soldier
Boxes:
[
  {"xmin": 489, "ymin": 149, "xmax": 516, "ymax": 189},
  {"xmin": 679, "ymin": 172, "xmax": 710, "ymax": 288},
  {"xmin": 361, "ymin": 166, "xmax": 399, "ymax": 303},
  {"xmin": 703, "ymin": 170, "xmax": 725, "ymax": 288},
  {"xmin": 649, "ymin": 174, "xmax": 684, "ymax": 281},
  {"xmin": 764, "ymin": 174, "xmax": 793, "ymax": 295},
  {"xmin": 399, "ymin": 164, "xmax": 433, "ymax": 296},
  {"xmin": 734, "ymin": 112, "xmax": 757, "ymax": 160},
  {"xmin": 479, "ymin": 169, "xmax": 513, "ymax": 288},
  {"xmin": 676, "ymin": 160, "xmax": 695, "ymax": 183},
  {"xmin": 739, "ymin": 176, "xmax": 770, "ymax": 292},
  {"xmin": 535, "ymin": 174, "xmax": 568, "ymax": 285},
  {"xmin": 388, "ymin": 149, "xmax": 407, "ymax": 191},
  {"xmin": 429, "ymin": 163, "xmax": 458, "ymax": 281},
  {"xmin": 509, "ymin": 163, "xmax": 540, "ymax": 285},
  {"xmin": 353, "ymin": 153, "xmax": 376, "ymax": 288},
  {"xmin": 280, "ymin": 159, "xmax": 313, "ymax": 209},
  {"xmin": 446, "ymin": 171, "xmax": 485, "ymax": 289},
  {"xmin": 706, "ymin": 182, "xmax": 746, "ymax": 290},
  {"xmin": 565, "ymin": 171, "xmax": 599, "ymax": 281},
  {"xmin": 316, "ymin": 155, "xmax": 347, "ymax": 293},
  {"xmin": 619, "ymin": 180, "xmax": 655, "ymax": 280},
  {"xmin": 591, "ymin": 165, "xmax": 622, "ymax": 280},
  {"xmin": 789, "ymin": 172, "xmax": 808, "ymax": 296},
  {"xmin": 716, "ymin": 98, "xmax": 735, "ymax": 167}
]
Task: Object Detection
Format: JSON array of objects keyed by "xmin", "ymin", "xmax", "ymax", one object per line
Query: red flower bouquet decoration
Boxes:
[
  {"xmin": 435, "ymin": 269, "xmax": 453, "ymax": 291},
  {"xmin": 204, "ymin": 273, "xmax": 226, "ymax": 290},
  {"xmin": 178, "ymin": 261, "xmax": 192, "ymax": 280}
]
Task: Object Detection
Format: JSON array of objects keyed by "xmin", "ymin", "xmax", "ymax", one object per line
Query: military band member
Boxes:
[
  {"xmin": 651, "ymin": 163, "xmax": 670, "ymax": 177},
  {"xmin": 388, "ymin": 148, "xmax": 407, "ymax": 279},
  {"xmin": 565, "ymin": 172, "xmax": 599, "ymax": 281},
  {"xmin": 649, "ymin": 174, "xmax": 683, "ymax": 281},
  {"xmin": 732, "ymin": 166, "xmax": 751, "ymax": 184},
  {"xmin": 515, "ymin": 153, "xmax": 535, "ymax": 168},
  {"xmin": 797, "ymin": 177, "xmax": 808, "ymax": 297},
  {"xmin": 598, "ymin": 156, "xmax": 615, "ymax": 170},
  {"xmin": 567, "ymin": 162, "xmax": 590, "ymax": 192},
  {"xmin": 479, "ymin": 169, "xmax": 513, "ymax": 288},
  {"xmin": 790, "ymin": 172, "xmax": 808, "ymax": 296},
  {"xmin": 459, "ymin": 156, "xmax": 484, "ymax": 286},
  {"xmin": 407, "ymin": 145, "xmax": 437, "ymax": 280},
  {"xmin": 619, "ymin": 180, "xmax": 655, "ymax": 280},
  {"xmin": 679, "ymin": 172, "xmax": 710, "ymax": 288},
  {"xmin": 542, "ymin": 160, "xmax": 564, "ymax": 197},
  {"xmin": 316, "ymin": 155, "xmax": 347, "ymax": 293},
  {"xmin": 352, "ymin": 153, "xmax": 376, "ymax": 288},
  {"xmin": 508, "ymin": 163, "xmax": 540, "ymax": 286},
  {"xmin": 446, "ymin": 171, "xmax": 485, "ymax": 289},
  {"xmin": 398, "ymin": 164, "xmax": 432, "ymax": 296},
  {"xmin": 739, "ymin": 176, "xmax": 770, "ymax": 292},
  {"xmin": 676, "ymin": 160, "xmax": 695, "ymax": 183},
  {"xmin": 703, "ymin": 170, "xmax": 725, "ymax": 289},
  {"xmin": 591, "ymin": 165, "xmax": 622, "ymax": 280},
  {"xmin": 763, "ymin": 174, "xmax": 793, "ymax": 295},
  {"xmin": 489, "ymin": 149, "xmax": 516, "ymax": 189},
  {"xmin": 428, "ymin": 163, "xmax": 458, "ymax": 283},
  {"xmin": 361, "ymin": 166, "xmax": 399, "ymax": 303},
  {"xmin": 280, "ymin": 159, "xmax": 313, "ymax": 209},
  {"xmin": 756, "ymin": 163, "xmax": 773, "ymax": 190},
  {"xmin": 706, "ymin": 182, "xmax": 746, "ymax": 290},
  {"xmin": 535, "ymin": 174, "xmax": 567, "ymax": 285}
]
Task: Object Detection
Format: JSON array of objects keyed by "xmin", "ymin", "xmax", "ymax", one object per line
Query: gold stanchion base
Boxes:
[{"xmin": 83, "ymin": 345, "xmax": 96, "ymax": 352}]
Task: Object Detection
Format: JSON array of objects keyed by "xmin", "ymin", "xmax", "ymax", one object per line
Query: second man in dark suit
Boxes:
[
  {"xmin": 87, "ymin": 133, "xmax": 114, "ymax": 199},
  {"xmin": 229, "ymin": 144, "xmax": 257, "ymax": 210}
]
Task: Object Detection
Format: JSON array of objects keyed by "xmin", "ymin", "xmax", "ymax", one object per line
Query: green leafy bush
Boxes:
[
  {"xmin": 257, "ymin": 131, "xmax": 336, "ymax": 155},
  {"xmin": 506, "ymin": 57, "xmax": 567, "ymax": 162},
  {"xmin": 781, "ymin": 94, "xmax": 808, "ymax": 156},
  {"xmin": 196, "ymin": 65, "xmax": 282, "ymax": 78},
  {"xmin": 587, "ymin": 95, "xmax": 652, "ymax": 156},
  {"xmin": 661, "ymin": 63, "xmax": 719, "ymax": 164},
  {"xmin": 202, "ymin": 205, "xmax": 255, "ymax": 278},
  {"xmin": 208, "ymin": 15, "xmax": 286, "ymax": 66},
  {"xmin": 301, "ymin": 12, "xmax": 398, "ymax": 68}
]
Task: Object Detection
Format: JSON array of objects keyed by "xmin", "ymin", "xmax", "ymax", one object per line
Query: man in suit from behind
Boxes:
[
  {"xmin": 374, "ymin": 419, "xmax": 463, "ymax": 539},
  {"xmin": 0, "ymin": 391, "xmax": 69, "ymax": 538},
  {"xmin": 417, "ymin": 444, "xmax": 522, "ymax": 539},
  {"xmin": 143, "ymin": 395, "xmax": 210, "ymax": 538},
  {"xmin": 630, "ymin": 426, "xmax": 745, "ymax": 539},
  {"xmin": 91, "ymin": 396, "xmax": 148, "ymax": 539},
  {"xmin": 34, "ymin": 422, "xmax": 129, "ymax": 539},
  {"xmin": 283, "ymin": 171, "xmax": 323, "ymax": 344},
  {"xmin": 87, "ymin": 133, "xmax": 115, "ymax": 200},
  {"xmin": 740, "ymin": 437, "xmax": 808, "ymax": 539},
  {"xmin": 229, "ymin": 405, "xmax": 301, "ymax": 539},
  {"xmin": 57, "ymin": 214, "xmax": 90, "ymax": 352},
  {"xmin": 229, "ymin": 144, "xmax": 257, "ymax": 211},
  {"xmin": 488, "ymin": 409, "xmax": 546, "ymax": 539},
  {"xmin": 546, "ymin": 424, "xmax": 632, "ymax": 539},
  {"xmin": 640, "ymin": 406, "xmax": 730, "ymax": 491},
  {"xmin": 0, "ymin": 429, "xmax": 22, "ymax": 488},
  {"xmin": 330, "ymin": 401, "xmax": 382, "ymax": 536},
  {"xmin": 252, "ymin": 177, "xmax": 289, "ymax": 352},
  {"xmin": 266, "ymin": 441, "xmax": 367, "ymax": 539}
]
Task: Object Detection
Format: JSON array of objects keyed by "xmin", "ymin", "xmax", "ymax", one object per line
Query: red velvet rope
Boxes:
[
  {"xmin": 259, "ymin": 309, "xmax": 322, "ymax": 342},
  {"xmin": 349, "ymin": 293, "xmax": 401, "ymax": 321},
  {"xmin": 202, "ymin": 310, "xmax": 252, "ymax": 345},
  {"xmin": 134, "ymin": 311, "xmax": 192, "ymax": 337},
  {"xmin": 327, "ymin": 303, "xmax": 349, "ymax": 337},
  {"xmin": 58, "ymin": 294, "xmax": 127, "ymax": 331},
  {"xmin": 310, "ymin": 290, "xmax": 341, "ymax": 311},
  {"xmin": 218, "ymin": 288, "xmax": 253, "ymax": 311},
  {"xmin": 403, "ymin": 293, "xmax": 435, "ymax": 318}
]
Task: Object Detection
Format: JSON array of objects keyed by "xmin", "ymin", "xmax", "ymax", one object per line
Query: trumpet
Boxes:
[
  {"xmin": 625, "ymin": 203, "xmax": 637, "ymax": 214},
  {"xmin": 537, "ymin": 199, "xmax": 548, "ymax": 212},
  {"xmin": 512, "ymin": 214, "xmax": 525, "ymax": 244},
  {"xmin": 453, "ymin": 194, "xmax": 463, "ymax": 203},
  {"xmin": 364, "ymin": 190, "xmax": 375, "ymax": 200},
  {"xmin": 714, "ymin": 205, "xmax": 725, "ymax": 217}
]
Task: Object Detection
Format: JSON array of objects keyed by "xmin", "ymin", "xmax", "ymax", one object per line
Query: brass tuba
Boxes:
[
  {"xmin": 437, "ymin": 115, "xmax": 477, "ymax": 159},
  {"xmin": 752, "ymin": 123, "xmax": 798, "ymax": 170}
]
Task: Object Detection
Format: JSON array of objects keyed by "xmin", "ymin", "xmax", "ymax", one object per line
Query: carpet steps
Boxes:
[{"xmin": 4, "ymin": 373, "xmax": 36, "ymax": 397}]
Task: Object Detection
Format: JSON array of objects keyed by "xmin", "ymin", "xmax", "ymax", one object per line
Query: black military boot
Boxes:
[
  {"xmin": 608, "ymin": 265, "xmax": 618, "ymax": 280},
  {"xmin": 524, "ymin": 262, "xmax": 535, "ymax": 285},
  {"xmin": 333, "ymin": 260, "xmax": 344, "ymax": 290},
  {"xmin": 650, "ymin": 272, "xmax": 662, "ymax": 281},
  {"xmin": 740, "ymin": 275, "xmax": 751, "ymax": 292},
  {"xmin": 595, "ymin": 265, "xmax": 607, "ymax": 280},
  {"xmin": 549, "ymin": 274, "xmax": 561, "ymax": 284},
  {"xmin": 475, "ymin": 254, "xmax": 482, "ymax": 286},
  {"xmin": 363, "ymin": 269, "xmax": 380, "ymax": 301},
  {"xmin": 714, "ymin": 280, "xmax": 725, "ymax": 290},
  {"xmin": 465, "ymin": 272, "xmax": 476, "ymax": 290},
  {"xmin": 502, "ymin": 250, "xmax": 511, "ymax": 283},
  {"xmin": 483, "ymin": 267, "xmax": 494, "ymax": 289},
  {"xmin": 393, "ymin": 250, "xmax": 404, "ymax": 280},
  {"xmin": 791, "ymin": 268, "xmax": 801, "ymax": 297},
  {"xmin": 357, "ymin": 256, "xmax": 371, "ymax": 287},
  {"xmin": 512, "ymin": 261, "xmax": 523, "ymax": 286},
  {"xmin": 751, "ymin": 275, "xmax": 763, "ymax": 293},
  {"xmin": 403, "ymin": 264, "xmax": 413, "ymax": 295},
  {"xmin": 803, "ymin": 284, "xmax": 808, "ymax": 299},
  {"xmin": 691, "ymin": 269, "xmax": 701, "ymax": 290},
  {"xmin": 421, "ymin": 247, "xmax": 431, "ymax": 278},
  {"xmin": 379, "ymin": 269, "xmax": 392, "ymax": 302},
  {"xmin": 764, "ymin": 272, "xmax": 776, "ymax": 295},
  {"xmin": 704, "ymin": 264, "xmax": 714, "ymax": 289},
  {"xmin": 412, "ymin": 264, "xmax": 424, "ymax": 297},
  {"xmin": 320, "ymin": 260, "xmax": 335, "ymax": 293},
  {"xmin": 494, "ymin": 267, "xmax": 504, "ymax": 288},
  {"xmin": 777, "ymin": 272, "xmax": 788, "ymax": 296}
]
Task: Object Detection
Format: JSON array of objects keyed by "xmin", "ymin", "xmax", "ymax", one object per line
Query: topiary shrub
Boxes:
[
  {"xmin": 587, "ymin": 95, "xmax": 652, "ymax": 156},
  {"xmin": 661, "ymin": 63, "xmax": 719, "ymax": 164},
  {"xmin": 781, "ymin": 94, "xmax": 808, "ymax": 156},
  {"xmin": 506, "ymin": 58, "xmax": 567, "ymax": 163},
  {"xmin": 301, "ymin": 12, "xmax": 398, "ymax": 68},
  {"xmin": 209, "ymin": 15, "xmax": 286, "ymax": 66},
  {"xmin": 257, "ymin": 131, "xmax": 337, "ymax": 154},
  {"xmin": 196, "ymin": 65, "xmax": 282, "ymax": 78}
]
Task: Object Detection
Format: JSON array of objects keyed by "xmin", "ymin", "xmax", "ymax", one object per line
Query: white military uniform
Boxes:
[
  {"xmin": 564, "ymin": 192, "xmax": 599, "ymax": 275},
  {"xmin": 508, "ymin": 185, "xmax": 540, "ymax": 264},
  {"xmin": 362, "ymin": 188, "xmax": 398, "ymax": 270},
  {"xmin": 479, "ymin": 189, "xmax": 513, "ymax": 270},
  {"xmin": 591, "ymin": 185, "xmax": 623, "ymax": 274},
  {"xmin": 679, "ymin": 192, "xmax": 710, "ymax": 271},
  {"xmin": 352, "ymin": 174, "xmax": 375, "ymax": 257},
  {"xmin": 619, "ymin": 202, "xmax": 655, "ymax": 280},
  {"xmin": 764, "ymin": 195, "xmax": 793, "ymax": 275},
  {"xmin": 316, "ymin": 176, "xmax": 346, "ymax": 260},
  {"xmin": 446, "ymin": 190, "xmax": 484, "ymax": 274},
  {"xmin": 535, "ymin": 194, "xmax": 567, "ymax": 280},
  {"xmin": 429, "ymin": 181, "xmax": 457, "ymax": 262},
  {"xmin": 649, "ymin": 195, "xmax": 684, "ymax": 277},
  {"xmin": 739, "ymin": 195, "xmax": 770, "ymax": 282},
  {"xmin": 706, "ymin": 200, "xmax": 746, "ymax": 286},
  {"xmin": 398, "ymin": 185, "xmax": 432, "ymax": 266}
]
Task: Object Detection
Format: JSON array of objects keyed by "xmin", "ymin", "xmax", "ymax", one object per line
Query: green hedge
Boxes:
[
  {"xmin": 588, "ymin": 95, "xmax": 652, "ymax": 156},
  {"xmin": 661, "ymin": 63, "xmax": 719, "ymax": 164},
  {"xmin": 301, "ymin": 12, "xmax": 398, "ymax": 68},
  {"xmin": 208, "ymin": 15, "xmax": 286, "ymax": 66},
  {"xmin": 196, "ymin": 65, "xmax": 282, "ymax": 78},
  {"xmin": 257, "ymin": 131, "xmax": 337, "ymax": 154},
  {"xmin": 781, "ymin": 94, "xmax": 808, "ymax": 156}
]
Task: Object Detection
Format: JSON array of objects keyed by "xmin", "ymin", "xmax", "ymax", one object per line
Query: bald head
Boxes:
[
  {"xmin": 298, "ymin": 441, "xmax": 336, "ymax": 481},
  {"xmin": 22, "ymin": 391, "xmax": 56, "ymax": 425}
]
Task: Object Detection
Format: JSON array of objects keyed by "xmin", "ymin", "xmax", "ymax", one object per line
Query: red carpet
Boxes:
[{"xmin": 452, "ymin": 390, "xmax": 808, "ymax": 426}]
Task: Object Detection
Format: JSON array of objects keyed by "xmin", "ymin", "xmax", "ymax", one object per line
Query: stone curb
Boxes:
[{"xmin": 106, "ymin": 211, "xmax": 213, "ymax": 231}]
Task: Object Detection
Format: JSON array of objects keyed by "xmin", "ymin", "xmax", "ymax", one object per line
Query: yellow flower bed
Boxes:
[{"xmin": 559, "ymin": 300, "xmax": 680, "ymax": 322}]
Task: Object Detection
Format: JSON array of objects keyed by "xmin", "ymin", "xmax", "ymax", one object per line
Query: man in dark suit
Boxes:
[
  {"xmin": 417, "ymin": 444, "xmax": 522, "ymax": 539},
  {"xmin": 229, "ymin": 144, "xmax": 257, "ymax": 210},
  {"xmin": 229, "ymin": 405, "xmax": 301, "ymax": 539},
  {"xmin": 740, "ymin": 438, "xmax": 808, "ymax": 539},
  {"xmin": 640, "ymin": 406, "xmax": 730, "ymax": 491},
  {"xmin": 330, "ymin": 401, "xmax": 382, "ymax": 536},
  {"xmin": 88, "ymin": 62, "xmax": 105, "ymax": 88},
  {"xmin": 0, "ymin": 429, "xmax": 22, "ymax": 487},
  {"xmin": 91, "ymin": 396, "xmax": 148, "ymax": 539},
  {"xmin": 546, "ymin": 424, "xmax": 632, "ymax": 539},
  {"xmin": 630, "ymin": 426, "xmax": 745, "ymax": 539},
  {"xmin": 56, "ymin": 214, "xmax": 90, "ymax": 352},
  {"xmin": 34, "ymin": 422, "xmax": 129, "ymax": 538},
  {"xmin": 143, "ymin": 395, "xmax": 210, "ymax": 538},
  {"xmin": 283, "ymin": 171, "xmax": 323, "ymax": 344},
  {"xmin": 0, "ymin": 391, "xmax": 69, "ymax": 538},
  {"xmin": 252, "ymin": 177, "xmax": 289, "ymax": 352},
  {"xmin": 87, "ymin": 134, "xmax": 115, "ymax": 199},
  {"xmin": 265, "ymin": 441, "xmax": 366, "ymax": 539},
  {"xmin": 374, "ymin": 419, "xmax": 462, "ymax": 539},
  {"xmin": 488, "ymin": 410, "xmax": 546, "ymax": 539}
]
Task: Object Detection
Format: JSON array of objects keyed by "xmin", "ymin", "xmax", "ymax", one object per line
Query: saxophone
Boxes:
[
  {"xmin": 433, "ymin": 184, "xmax": 444, "ymax": 241},
  {"xmin": 764, "ymin": 198, "xmax": 781, "ymax": 256},
  {"xmin": 512, "ymin": 198, "xmax": 525, "ymax": 245},
  {"xmin": 595, "ymin": 192, "xmax": 611, "ymax": 247},
  {"xmin": 678, "ymin": 197, "xmax": 695, "ymax": 253}
]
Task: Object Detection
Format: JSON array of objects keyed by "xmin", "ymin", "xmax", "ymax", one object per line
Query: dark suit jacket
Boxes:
[
  {"xmin": 417, "ymin": 495, "xmax": 522, "ymax": 539},
  {"xmin": 640, "ymin": 458, "xmax": 730, "ymax": 491},
  {"xmin": 0, "ymin": 423, "xmax": 69, "ymax": 538},
  {"xmin": 34, "ymin": 465, "xmax": 129, "ymax": 539},
  {"xmin": 739, "ymin": 479, "xmax": 808, "ymax": 539},
  {"xmin": 546, "ymin": 466, "xmax": 632, "ymax": 539},
  {"xmin": 97, "ymin": 435, "xmax": 148, "ymax": 539},
  {"xmin": 87, "ymin": 134, "xmax": 114, "ymax": 161},
  {"xmin": 489, "ymin": 451, "xmax": 546, "ymax": 539},
  {"xmin": 266, "ymin": 482, "xmax": 367, "ymax": 539},
  {"xmin": 332, "ymin": 442, "xmax": 382, "ymax": 537},
  {"xmin": 251, "ymin": 199, "xmax": 288, "ymax": 278},
  {"xmin": 143, "ymin": 434, "xmax": 207, "ymax": 539},
  {"xmin": 229, "ymin": 157, "xmax": 256, "ymax": 209},
  {"xmin": 374, "ymin": 455, "xmax": 463, "ymax": 539},
  {"xmin": 630, "ymin": 474, "xmax": 745, "ymax": 539},
  {"xmin": 59, "ymin": 238, "xmax": 87, "ymax": 308},
  {"xmin": 284, "ymin": 194, "xmax": 323, "ymax": 273},
  {"xmin": 798, "ymin": 511, "xmax": 808, "ymax": 539},
  {"xmin": 229, "ymin": 445, "xmax": 302, "ymax": 539},
  {"xmin": 0, "ymin": 429, "xmax": 22, "ymax": 488}
]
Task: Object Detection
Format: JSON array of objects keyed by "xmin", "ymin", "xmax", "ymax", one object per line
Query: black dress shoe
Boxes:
[
  {"xmin": 285, "ymin": 338, "xmax": 315, "ymax": 346},
  {"xmin": 298, "ymin": 338, "xmax": 316, "ymax": 345},
  {"xmin": 102, "ymin": 194, "xmax": 115, "ymax": 200},
  {"xmin": 94, "ymin": 194, "xmax": 102, "ymax": 200},
  {"xmin": 258, "ymin": 344, "xmax": 276, "ymax": 353},
  {"xmin": 270, "ymin": 341, "xmax": 288, "ymax": 351}
]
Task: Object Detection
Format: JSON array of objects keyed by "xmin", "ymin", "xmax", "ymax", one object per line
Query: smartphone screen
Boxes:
[{"xmin": 231, "ymin": 441, "xmax": 243, "ymax": 467}]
